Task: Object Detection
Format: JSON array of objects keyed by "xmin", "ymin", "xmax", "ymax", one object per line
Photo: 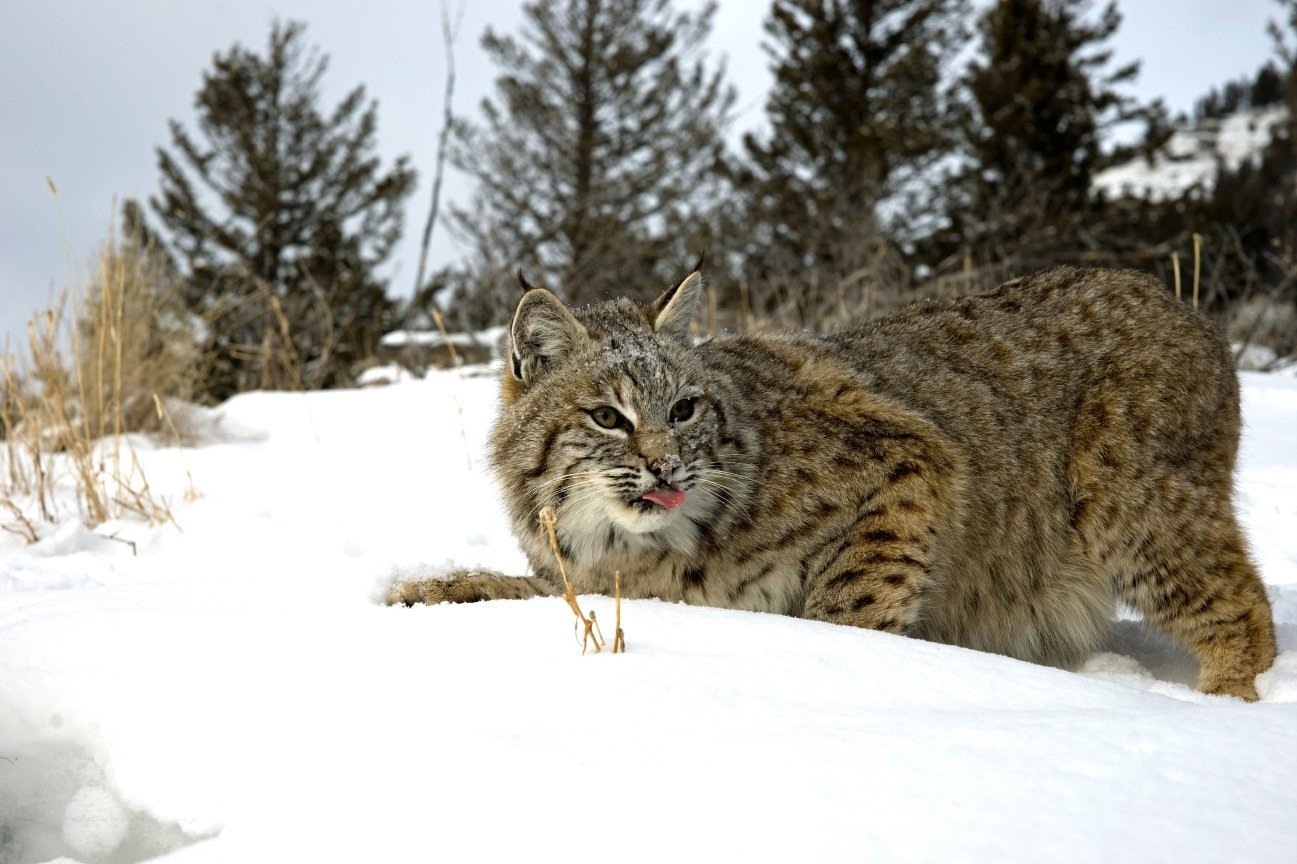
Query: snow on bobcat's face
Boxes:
[
  {"xmin": 559, "ymin": 346, "xmax": 716, "ymax": 543},
  {"xmin": 489, "ymin": 270, "xmax": 740, "ymax": 565}
]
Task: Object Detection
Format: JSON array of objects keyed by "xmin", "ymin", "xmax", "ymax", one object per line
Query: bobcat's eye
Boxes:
[
  {"xmin": 589, "ymin": 406, "xmax": 628, "ymax": 430},
  {"xmin": 669, "ymin": 397, "xmax": 696, "ymax": 424}
]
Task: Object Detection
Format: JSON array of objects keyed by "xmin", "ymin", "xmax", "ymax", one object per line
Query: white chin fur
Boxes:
[
  {"xmin": 610, "ymin": 501, "xmax": 675, "ymax": 534},
  {"xmin": 557, "ymin": 484, "xmax": 701, "ymax": 565}
]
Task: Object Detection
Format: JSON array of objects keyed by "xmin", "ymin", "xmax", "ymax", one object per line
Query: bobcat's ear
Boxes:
[
  {"xmin": 652, "ymin": 266, "xmax": 703, "ymax": 342},
  {"xmin": 509, "ymin": 287, "xmax": 587, "ymax": 384}
]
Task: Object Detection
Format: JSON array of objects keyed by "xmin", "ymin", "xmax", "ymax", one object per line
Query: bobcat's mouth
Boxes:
[{"xmin": 633, "ymin": 484, "xmax": 686, "ymax": 511}]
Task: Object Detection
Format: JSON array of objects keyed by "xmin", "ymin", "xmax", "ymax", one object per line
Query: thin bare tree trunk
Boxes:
[{"xmin": 413, "ymin": 1, "xmax": 465, "ymax": 301}]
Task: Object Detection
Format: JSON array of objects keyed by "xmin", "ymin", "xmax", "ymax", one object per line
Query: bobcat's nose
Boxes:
[{"xmin": 649, "ymin": 454, "xmax": 682, "ymax": 484}]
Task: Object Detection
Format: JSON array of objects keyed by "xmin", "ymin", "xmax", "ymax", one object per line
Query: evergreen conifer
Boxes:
[
  {"xmin": 740, "ymin": 0, "xmax": 969, "ymax": 314},
  {"xmin": 151, "ymin": 20, "xmax": 415, "ymax": 398},
  {"xmin": 447, "ymin": 0, "xmax": 734, "ymax": 317}
]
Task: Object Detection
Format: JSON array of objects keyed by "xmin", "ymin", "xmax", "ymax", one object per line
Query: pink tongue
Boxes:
[{"xmin": 642, "ymin": 487, "xmax": 686, "ymax": 509}]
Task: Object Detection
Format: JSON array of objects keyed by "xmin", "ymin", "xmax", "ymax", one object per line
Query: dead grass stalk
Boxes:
[
  {"xmin": 0, "ymin": 219, "xmax": 199, "ymax": 540},
  {"xmin": 539, "ymin": 506, "xmax": 616, "ymax": 654}
]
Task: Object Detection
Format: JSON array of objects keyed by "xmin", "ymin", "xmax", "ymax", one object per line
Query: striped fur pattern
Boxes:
[{"xmin": 388, "ymin": 266, "xmax": 1277, "ymax": 700}]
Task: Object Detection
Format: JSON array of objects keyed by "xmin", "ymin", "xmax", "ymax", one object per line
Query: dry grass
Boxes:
[
  {"xmin": 199, "ymin": 280, "xmax": 312, "ymax": 395},
  {"xmin": 539, "ymin": 506, "xmax": 626, "ymax": 655},
  {"xmin": 76, "ymin": 228, "xmax": 204, "ymax": 439},
  {"xmin": 0, "ymin": 225, "xmax": 201, "ymax": 541},
  {"xmin": 0, "ymin": 498, "xmax": 38, "ymax": 543},
  {"xmin": 612, "ymin": 570, "xmax": 626, "ymax": 653}
]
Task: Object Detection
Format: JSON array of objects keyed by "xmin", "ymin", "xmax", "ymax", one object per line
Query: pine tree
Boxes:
[
  {"xmin": 739, "ymin": 0, "xmax": 970, "ymax": 314},
  {"xmin": 1210, "ymin": 0, "xmax": 1297, "ymax": 330},
  {"xmin": 1251, "ymin": 63, "xmax": 1285, "ymax": 108},
  {"xmin": 948, "ymin": 0, "xmax": 1163, "ymax": 264},
  {"xmin": 447, "ymin": 0, "xmax": 734, "ymax": 316},
  {"xmin": 151, "ymin": 20, "xmax": 415, "ymax": 398},
  {"xmin": 1271, "ymin": 0, "xmax": 1297, "ymax": 154},
  {"xmin": 1091, "ymin": 2, "xmax": 1296, "ymax": 339}
]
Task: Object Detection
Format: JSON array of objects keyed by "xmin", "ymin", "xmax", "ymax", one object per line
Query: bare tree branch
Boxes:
[{"xmin": 413, "ymin": 0, "xmax": 465, "ymax": 301}]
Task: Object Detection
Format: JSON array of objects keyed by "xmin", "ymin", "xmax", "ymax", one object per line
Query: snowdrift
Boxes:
[{"xmin": 2, "ymin": 368, "xmax": 1295, "ymax": 863}]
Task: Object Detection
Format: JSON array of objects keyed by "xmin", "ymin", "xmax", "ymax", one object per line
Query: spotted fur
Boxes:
[{"xmin": 390, "ymin": 266, "xmax": 1277, "ymax": 700}]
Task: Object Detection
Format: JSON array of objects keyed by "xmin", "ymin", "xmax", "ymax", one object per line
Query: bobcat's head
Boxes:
[{"xmin": 489, "ymin": 266, "xmax": 746, "ymax": 570}]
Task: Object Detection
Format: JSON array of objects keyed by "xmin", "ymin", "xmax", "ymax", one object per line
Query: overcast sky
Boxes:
[{"xmin": 0, "ymin": 0, "xmax": 1280, "ymax": 346}]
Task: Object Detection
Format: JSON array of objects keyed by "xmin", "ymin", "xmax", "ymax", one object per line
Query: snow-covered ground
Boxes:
[
  {"xmin": 1, "ymin": 366, "xmax": 1295, "ymax": 863},
  {"xmin": 1093, "ymin": 104, "xmax": 1287, "ymax": 201}
]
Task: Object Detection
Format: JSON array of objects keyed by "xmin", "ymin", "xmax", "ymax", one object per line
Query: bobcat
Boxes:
[{"xmin": 389, "ymin": 265, "xmax": 1277, "ymax": 701}]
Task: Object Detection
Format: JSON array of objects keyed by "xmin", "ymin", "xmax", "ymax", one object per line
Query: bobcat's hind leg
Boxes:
[
  {"xmin": 386, "ymin": 568, "xmax": 559, "ymax": 607},
  {"xmin": 1069, "ymin": 380, "xmax": 1276, "ymax": 700},
  {"xmin": 1106, "ymin": 488, "xmax": 1277, "ymax": 701}
]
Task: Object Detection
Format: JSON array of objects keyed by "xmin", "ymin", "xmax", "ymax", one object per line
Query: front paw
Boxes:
[{"xmin": 385, "ymin": 578, "xmax": 489, "ymax": 607}]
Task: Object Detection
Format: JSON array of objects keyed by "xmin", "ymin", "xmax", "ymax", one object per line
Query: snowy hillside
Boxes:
[
  {"xmin": 1, "ymin": 366, "xmax": 1296, "ymax": 863},
  {"xmin": 1093, "ymin": 104, "xmax": 1287, "ymax": 201}
]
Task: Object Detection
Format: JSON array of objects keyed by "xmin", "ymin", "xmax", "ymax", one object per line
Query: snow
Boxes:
[
  {"xmin": 1, "ymin": 367, "xmax": 1296, "ymax": 863},
  {"xmin": 1236, "ymin": 342, "xmax": 1280, "ymax": 371},
  {"xmin": 1093, "ymin": 105, "xmax": 1287, "ymax": 201},
  {"xmin": 1217, "ymin": 105, "xmax": 1289, "ymax": 170},
  {"xmin": 354, "ymin": 362, "xmax": 417, "ymax": 387},
  {"xmin": 379, "ymin": 324, "xmax": 507, "ymax": 351}
]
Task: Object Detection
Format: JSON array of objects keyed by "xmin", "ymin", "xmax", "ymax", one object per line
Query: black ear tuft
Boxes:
[{"xmin": 517, "ymin": 269, "xmax": 539, "ymax": 295}]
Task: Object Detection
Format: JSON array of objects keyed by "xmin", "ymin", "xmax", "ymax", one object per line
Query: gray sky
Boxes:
[{"xmin": 0, "ymin": 0, "xmax": 1280, "ymax": 347}]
